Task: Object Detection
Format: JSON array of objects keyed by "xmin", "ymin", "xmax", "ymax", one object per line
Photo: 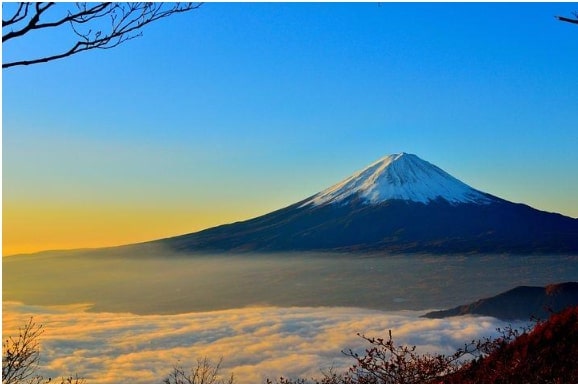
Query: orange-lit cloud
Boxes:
[{"xmin": 3, "ymin": 302, "xmax": 524, "ymax": 384}]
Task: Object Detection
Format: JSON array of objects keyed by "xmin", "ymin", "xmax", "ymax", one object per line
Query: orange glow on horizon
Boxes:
[{"xmin": 2, "ymin": 203, "xmax": 258, "ymax": 256}]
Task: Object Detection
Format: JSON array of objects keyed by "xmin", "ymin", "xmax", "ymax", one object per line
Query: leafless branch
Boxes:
[
  {"xmin": 2, "ymin": 2, "xmax": 31, "ymax": 28},
  {"xmin": 2, "ymin": 318, "xmax": 44, "ymax": 384},
  {"xmin": 2, "ymin": 2, "xmax": 203, "ymax": 69},
  {"xmin": 163, "ymin": 357, "xmax": 235, "ymax": 384},
  {"xmin": 555, "ymin": 11, "xmax": 578, "ymax": 25}
]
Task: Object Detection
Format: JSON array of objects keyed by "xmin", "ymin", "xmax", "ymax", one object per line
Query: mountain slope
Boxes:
[
  {"xmin": 423, "ymin": 282, "xmax": 578, "ymax": 320},
  {"xmin": 160, "ymin": 153, "xmax": 578, "ymax": 254}
]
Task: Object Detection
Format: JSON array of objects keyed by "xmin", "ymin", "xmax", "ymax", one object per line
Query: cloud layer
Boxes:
[{"xmin": 2, "ymin": 302, "xmax": 523, "ymax": 384}]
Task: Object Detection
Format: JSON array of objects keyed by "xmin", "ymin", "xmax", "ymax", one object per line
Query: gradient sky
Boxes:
[{"xmin": 2, "ymin": 2, "xmax": 578, "ymax": 255}]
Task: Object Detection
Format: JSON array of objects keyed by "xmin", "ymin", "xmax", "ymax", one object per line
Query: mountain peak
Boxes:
[{"xmin": 302, "ymin": 152, "xmax": 495, "ymax": 207}]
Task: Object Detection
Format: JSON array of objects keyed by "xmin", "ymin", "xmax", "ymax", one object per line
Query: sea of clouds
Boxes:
[{"xmin": 3, "ymin": 301, "xmax": 524, "ymax": 384}]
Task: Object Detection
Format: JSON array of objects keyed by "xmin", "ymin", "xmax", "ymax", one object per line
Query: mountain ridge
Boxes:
[{"xmin": 423, "ymin": 282, "xmax": 578, "ymax": 321}]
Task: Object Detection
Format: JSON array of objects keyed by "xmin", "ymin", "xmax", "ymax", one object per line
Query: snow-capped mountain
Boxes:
[
  {"xmin": 302, "ymin": 152, "xmax": 494, "ymax": 206},
  {"xmin": 160, "ymin": 153, "xmax": 578, "ymax": 254}
]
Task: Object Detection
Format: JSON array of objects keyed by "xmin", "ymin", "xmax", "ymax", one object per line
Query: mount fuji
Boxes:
[{"xmin": 161, "ymin": 153, "xmax": 578, "ymax": 254}]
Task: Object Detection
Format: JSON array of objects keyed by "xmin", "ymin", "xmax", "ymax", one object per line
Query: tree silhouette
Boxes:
[
  {"xmin": 2, "ymin": 318, "xmax": 44, "ymax": 384},
  {"xmin": 2, "ymin": 318, "xmax": 85, "ymax": 384},
  {"xmin": 343, "ymin": 331, "xmax": 467, "ymax": 384},
  {"xmin": 163, "ymin": 357, "xmax": 234, "ymax": 384},
  {"xmin": 2, "ymin": 2, "xmax": 202, "ymax": 69}
]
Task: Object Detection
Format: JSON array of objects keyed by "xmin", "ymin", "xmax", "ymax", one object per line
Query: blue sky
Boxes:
[{"xmin": 3, "ymin": 2, "xmax": 578, "ymax": 254}]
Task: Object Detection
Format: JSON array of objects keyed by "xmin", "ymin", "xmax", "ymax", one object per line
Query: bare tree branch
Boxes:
[
  {"xmin": 15, "ymin": 3, "xmax": 112, "ymax": 34},
  {"xmin": 556, "ymin": 16, "xmax": 578, "ymax": 25},
  {"xmin": 555, "ymin": 11, "xmax": 578, "ymax": 25},
  {"xmin": 2, "ymin": 2, "xmax": 31, "ymax": 28},
  {"xmin": 163, "ymin": 357, "xmax": 235, "ymax": 384},
  {"xmin": 2, "ymin": 318, "xmax": 44, "ymax": 384},
  {"xmin": 2, "ymin": 2, "xmax": 55, "ymax": 42},
  {"xmin": 2, "ymin": 2, "xmax": 203, "ymax": 69}
]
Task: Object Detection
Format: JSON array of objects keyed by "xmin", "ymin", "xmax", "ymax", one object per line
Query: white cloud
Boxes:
[{"xmin": 2, "ymin": 302, "xmax": 523, "ymax": 384}]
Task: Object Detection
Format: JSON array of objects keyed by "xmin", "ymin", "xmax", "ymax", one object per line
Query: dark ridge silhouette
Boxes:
[{"xmin": 423, "ymin": 282, "xmax": 578, "ymax": 320}]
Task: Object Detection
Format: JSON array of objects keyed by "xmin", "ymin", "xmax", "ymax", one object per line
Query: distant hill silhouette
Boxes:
[{"xmin": 423, "ymin": 282, "xmax": 578, "ymax": 320}]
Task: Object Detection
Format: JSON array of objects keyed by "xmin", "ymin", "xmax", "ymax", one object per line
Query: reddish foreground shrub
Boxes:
[{"xmin": 442, "ymin": 306, "xmax": 578, "ymax": 384}]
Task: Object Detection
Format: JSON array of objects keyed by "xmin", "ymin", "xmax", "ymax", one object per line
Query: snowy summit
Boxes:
[{"xmin": 302, "ymin": 152, "xmax": 494, "ymax": 206}]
